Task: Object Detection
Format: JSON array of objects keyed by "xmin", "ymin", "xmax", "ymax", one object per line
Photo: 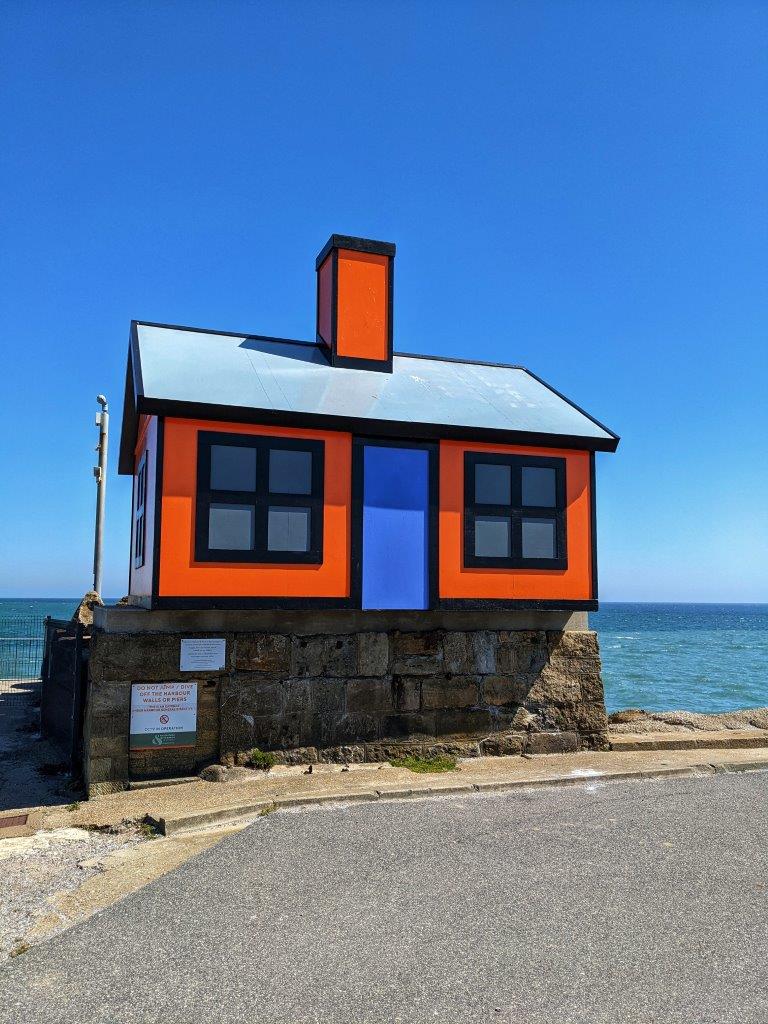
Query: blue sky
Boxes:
[{"xmin": 0, "ymin": 1, "xmax": 766, "ymax": 601}]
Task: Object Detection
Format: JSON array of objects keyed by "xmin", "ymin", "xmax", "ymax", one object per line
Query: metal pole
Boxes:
[{"xmin": 93, "ymin": 395, "xmax": 109, "ymax": 595}]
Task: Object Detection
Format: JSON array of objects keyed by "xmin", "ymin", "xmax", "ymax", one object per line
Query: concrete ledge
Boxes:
[
  {"xmin": 150, "ymin": 760, "xmax": 768, "ymax": 836},
  {"xmin": 129, "ymin": 777, "xmax": 198, "ymax": 790},
  {"xmin": 610, "ymin": 730, "xmax": 768, "ymax": 752}
]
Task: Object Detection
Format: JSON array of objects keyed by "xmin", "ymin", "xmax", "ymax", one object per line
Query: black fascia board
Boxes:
[
  {"xmin": 135, "ymin": 395, "xmax": 619, "ymax": 452},
  {"xmin": 315, "ymin": 234, "xmax": 397, "ymax": 270},
  {"xmin": 118, "ymin": 321, "xmax": 144, "ymax": 475},
  {"xmin": 149, "ymin": 596, "xmax": 598, "ymax": 611}
]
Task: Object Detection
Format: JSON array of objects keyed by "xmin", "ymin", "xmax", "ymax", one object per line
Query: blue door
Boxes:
[{"xmin": 361, "ymin": 445, "xmax": 431, "ymax": 610}]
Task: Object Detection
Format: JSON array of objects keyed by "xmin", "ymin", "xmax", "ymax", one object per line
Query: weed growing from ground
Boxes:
[
  {"xmin": 246, "ymin": 748, "xmax": 277, "ymax": 771},
  {"xmin": 136, "ymin": 818, "xmax": 160, "ymax": 840},
  {"xmin": 65, "ymin": 801, "xmax": 80, "ymax": 812}
]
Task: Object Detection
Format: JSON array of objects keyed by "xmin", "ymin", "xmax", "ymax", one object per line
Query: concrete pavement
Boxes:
[{"xmin": 2, "ymin": 770, "xmax": 768, "ymax": 1023}]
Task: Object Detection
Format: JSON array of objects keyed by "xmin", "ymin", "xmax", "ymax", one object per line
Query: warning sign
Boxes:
[{"xmin": 129, "ymin": 682, "xmax": 197, "ymax": 750}]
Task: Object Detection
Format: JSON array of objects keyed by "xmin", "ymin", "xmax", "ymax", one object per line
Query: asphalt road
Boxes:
[{"xmin": 2, "ymin": 772, "xmax": 767, "ymax": 1024}]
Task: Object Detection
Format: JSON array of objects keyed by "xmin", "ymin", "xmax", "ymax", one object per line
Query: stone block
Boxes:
[
  {"xmin": 364, "ymin": 740, "xmax": 425, "ymax": 762},
  {"xmin": 90, "ymin": 633, "xmax": 230, "ymax": 682},
  {"xmin": 346, "ymin": 678, "xmax": 394, "ymax": 715},
  {"xmin": 196, "ymin": 728, "xmax": 220, "ymax": 759},
  {"xmin": 390, "ymin": 677, "xmax": 422, "ymax": 712},
  {"xmin": 330, "ymin": 713, "xmax": 381, "ymax": 743},
  {"xmin": 272, "ymin": 746, "xmax": 318, "ymax": 765},
  {"xmin": 357, "ymin": 632, "xmax": 389, "ymax": 676},
  {"xmin": 470, "ymin": 631, "xmax": 497, "ymax": 674},
  {"xmin": 89, "ymin": 714, "xmax": 129, "ymax": 739},
  {"xmin": 527, "ymin": 664, "xmax": 583, "ymax": 705},
  {"xmin": 235, "ymin": 633, "xmax": 291, "ymax": 674},
  {"xmin": 380, "ymin": 712, "xmax": 435, "ymax": 739},
  {"xmin": 422, "ymin": 675, "xmax": 479, "ymax": 711},
  {"xmin": 442, "ymin": 632, "xmax": 473, "ymax": 674},
  {"xmin": 525, "ymin": 731, "xmax": 579, "ymax": 754},
  {"xmin": 546, "ymin": 630, "xmax": 600, "ymax": 660},
  {"xmin": 548, "ymin": 656, "xmax": 603, "ymax": 703},
  {"xmin": 198, "ymin": 679, "xmax": 220, "ymax": 703},
  {"xmin": 424, "ymin": 740, "xmax": 481, "ymax": 758},
  {"xmin": 512, "ymin": 707, "xmax": 539, "ymax": 731},
  {"xmin": 571, "ymin": 701, "xmax": 609, "ymax": 735},
  {"xmin": 433, "ymin": 708, "xmax": 493, "ymax": 735},
  {"xmin": 480, "ymin": 733, "xmax": 525, "ymax": 757},
  {"xmin": 496, "ymin": 631, "xmax": 547, "ymax": 675},
  {"xmin": 318, "ymin": 745, "xmax": 366, "ymax": 764},
  {"xmin": 90, "ymin": 734, "xmax": 129, "ymax": 758},
  {"xmin": 89, "ymin": 679, "xmax": 131, "ymax": 717},
  {"xmin": 483, "ymin": 675, "xmax": 528, "ymax": 707},
  {"xmin": 391, "ymin": 631, "xmax": 443, "ymax": 675},
  {"xmin": 88, "ymin": 755, "xmax": 129, "ymax": 784},
  {"xmin": 577, "ymin": 664, "xmax": 606, "ymax": 704},
  {"xmin": 306, "ymin": 678, "xmax": 353, "ymax": 746},
  {"xmin": 292, "ymin": 635, "xmax": 358, "ymax": 677},
  {"xmin": 221, "ymin": 674, "xmax": 285, "ymax": 722}
]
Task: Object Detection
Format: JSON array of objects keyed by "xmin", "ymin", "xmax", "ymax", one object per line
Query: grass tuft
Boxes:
[
  {"xmin": 389, "ymin": 754, "xmax": 457, "ymax": 774},
  {"xmin": 246, "ymin": 748, "xmax": 277, "ymax": 771},
  {"xmin": 65, "ymin": 801, "xmax": 80, "ymax": 812},
  {"xmin": 136, "ymin": 818, "xmax": 160, "ymax": 840}
]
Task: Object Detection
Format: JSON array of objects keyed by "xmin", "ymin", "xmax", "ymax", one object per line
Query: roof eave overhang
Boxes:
[
  {"xmin": 131, "ymin": 395, "xmax": 620, "ymax": 453},
  {"xmin": 117, "ymin": 322, "xmax": 144, "ymax": 474}
]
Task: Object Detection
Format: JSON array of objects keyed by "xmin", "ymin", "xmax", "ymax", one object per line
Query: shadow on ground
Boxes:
[{"xmin": 0, "ymin": 700, "xmax": 82, "ymax": 813}]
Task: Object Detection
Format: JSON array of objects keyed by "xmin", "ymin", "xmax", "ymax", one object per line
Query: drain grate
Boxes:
[{"xmin": 0, "ymin": 814, "xmax": 28, "ymax": 829}]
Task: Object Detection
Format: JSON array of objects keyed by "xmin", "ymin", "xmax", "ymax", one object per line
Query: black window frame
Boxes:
[
  {"xmin": 133, "ymin": 450, "xmax": 148, "ymax": 569},
  {"xmin": 195, "ymin": 432, "xmax": 324, "ymax": 564},
  {"xmin": 463, "ymin": 452, "xmax": 567, "ymax": 569}
]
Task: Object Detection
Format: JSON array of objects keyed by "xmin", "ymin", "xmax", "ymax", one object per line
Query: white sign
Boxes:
[
  {"xmin": 130, "ymin": 682, "xmax": 197, "ymax": 750},
  {"xmin": 180, "ymin": 637, "xmax": 226, "ymax": 672}
]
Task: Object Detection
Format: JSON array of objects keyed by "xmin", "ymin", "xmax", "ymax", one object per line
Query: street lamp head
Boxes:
[{"xmin": 97, "ymin": 394, "xmax": 108, "ymax": 410}]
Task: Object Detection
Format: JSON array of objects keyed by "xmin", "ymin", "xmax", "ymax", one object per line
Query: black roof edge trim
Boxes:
[
  {"xmin": 117, "ymin": 324, "xmax": 144, "ymax": 474},
  {"xmin": 135, "ymin": 396, "xmax": 620, "ymax": 453},
  {"xmin": 520, "ymin": 365, "xmax": 620, "ymax": 444},
  {"xmin": 132, "ymin": 319, "xmax": 320, "ymax": 349},
  {"xmin": 315, "ymin": 234, "xmax": 396, "ymax": 269}
]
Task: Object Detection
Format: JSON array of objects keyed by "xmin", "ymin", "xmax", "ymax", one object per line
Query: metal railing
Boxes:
[{"xmin": 0, "ymin": 614, "xmax": 49, "ymax": 713}]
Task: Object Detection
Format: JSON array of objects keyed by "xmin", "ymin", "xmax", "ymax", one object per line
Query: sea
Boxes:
[{"xmin": 0, "ymin": 599, "xmax": 766, "ymax": 715}]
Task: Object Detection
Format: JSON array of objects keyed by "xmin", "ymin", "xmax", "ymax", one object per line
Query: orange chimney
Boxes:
[{"xmin": 315, "ymin": 234, "xmax": 395, "ymax": 372}]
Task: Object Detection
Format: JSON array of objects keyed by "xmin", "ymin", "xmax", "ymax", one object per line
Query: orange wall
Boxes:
[
  {"xmin": 336, "ymin": 249, "xmax": 389, "ymax": 361},
  {"xmin": 158, "ymin": 419, "xmax": 352, "ymax": 598},
  {"xmin": 439, "ymin": 440, "xmax": 594, "ymax": 601}
]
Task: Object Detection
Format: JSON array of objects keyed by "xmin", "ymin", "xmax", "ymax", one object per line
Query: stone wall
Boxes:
[{"xmin": 84, "ymin": 613, "xmax": 608, "ymax": 796}]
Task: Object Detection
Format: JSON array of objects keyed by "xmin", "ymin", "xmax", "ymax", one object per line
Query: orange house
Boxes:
[{"xmin": 118, "ymin": 235, "xmax": 618, "ymax": 612}]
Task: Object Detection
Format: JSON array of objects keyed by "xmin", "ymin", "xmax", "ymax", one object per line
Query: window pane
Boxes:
[
  {"xmin": 210, "ymin": 444, "xmax": 257, "ymax": 491},
  {"xmin": 475, "ymin": 463, "xmax": 511, "ymax": 505},
  {"xmin": 268, "ymin": 506, "xmax": 311, "ymax": 552},
  {"xmin": 522, "ymin": 518, "xmax": 557, "ymax": 559},
  {"xmin": 522, "ymin": 467, "xmax": 556, "ymax": 507},
  {"xmin": 208, "ymin": 503, "xmax": 255, "ymax": 550},
  {"xmin": 474, "ymin": 516, "xmax": 511, "ymax": 558},
  {"xmin": 269, "ymin": 449, "xmax": 312, "ymax": 495}
]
